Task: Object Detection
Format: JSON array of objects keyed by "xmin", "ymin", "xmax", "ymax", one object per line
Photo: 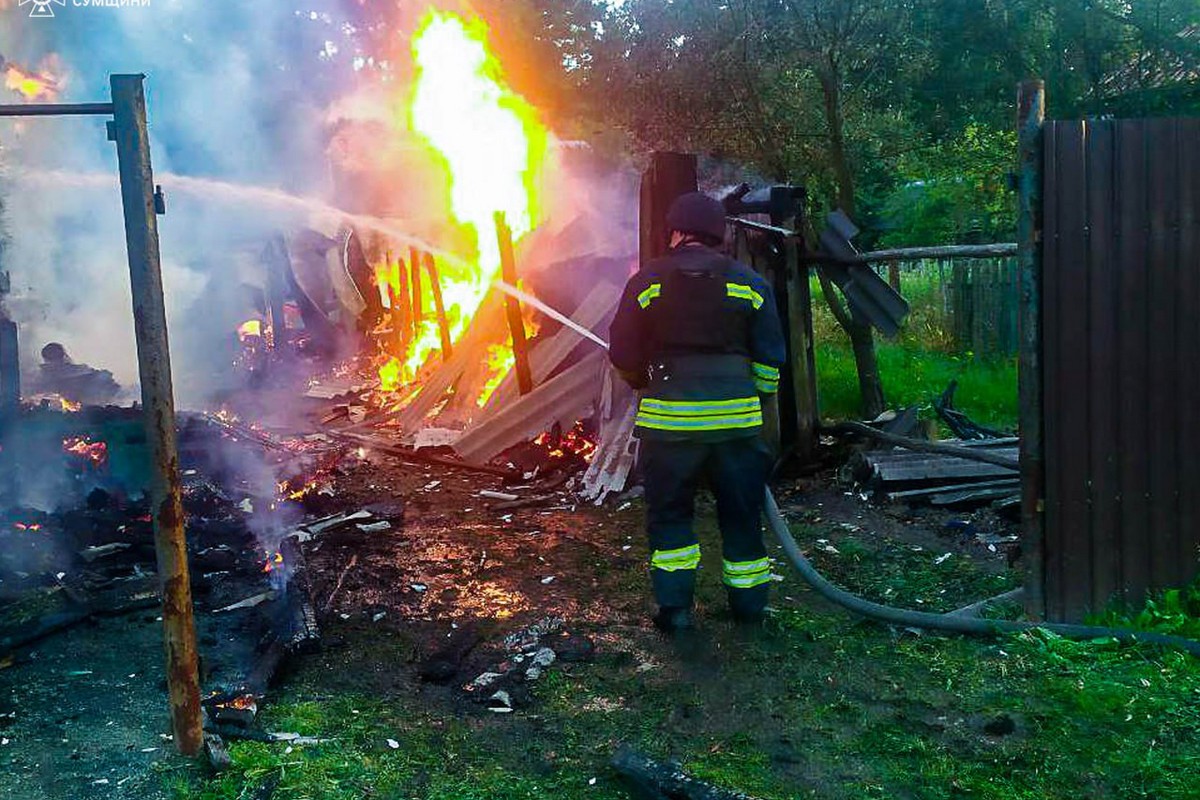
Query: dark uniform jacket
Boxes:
[{"xmin": 609, "ymin": 244, "xmax": 787, "ymax": 442}]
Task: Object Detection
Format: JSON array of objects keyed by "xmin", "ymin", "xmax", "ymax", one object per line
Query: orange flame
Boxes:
[
  {"xmin": 4, "ymin": 62, "xmax": 60, "ymax": 101},
  {"xmin": 262, "ymin": 552, "xmax": 284, "ymax": 574},
  {"xmin": 63, "ymin": 436, "xmax": 107, "ymax": 467},
  {"xmin": 367, "ymin": 11, "xmax": 547, "ymax": 391},
  {"xmin": 477, "ymin": 344, "xmax": 516, "ymax": 408}
]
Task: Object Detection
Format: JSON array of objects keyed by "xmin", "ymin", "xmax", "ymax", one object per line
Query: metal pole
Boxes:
[
  {"xmin": 109, "ymin": 74, "xmax": 202, "ymax": 756},
  {"xmin": 494, "ymin": 212, "xmax": 533, "ymax": 395},
  {"xmin": 1017, "ymin": 79, "xmax": 1046, "ymax": 620},
  {"xmin": 0, "ymin": 102, "xmax": 114, "ymax": 117}
]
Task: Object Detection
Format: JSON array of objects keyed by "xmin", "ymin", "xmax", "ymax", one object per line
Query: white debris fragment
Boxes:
[
  {"xmin": 466, "ymin": 672, "xmax": 504, "ymax": 691},
  {"xmin": 410, "ymin": 583, "xmax": 427, "ymax": 593},
  {"xmin": 1, "ymin": 738, "xmax": 8, "ymax": 746},
  {"xmin": 356, "ymin": 521, "xmax": 392, "ymax": 534},
  {"xmin": 93, "ymin": 779, "xmax": 110, "ymax": 785},
  {"xmin": 372, "ymin": 612, "xmax": 387, "ymax": 623},
  {"xmin": 238, "ymin": 499, "xmax": 254, "ymax": 513},
  {"xmin": 541, "ymin": 576, "xmax": 556, "ymax": 585},
  {"xmin": 424, "ymin": 481, "xmax": 442, "ymax": 491},
  {"xmin": 934, "ymin": 552, "xmax": 953, "ymax": 565},
  {"xmin": 589, "ymin": 778, "xmax": 597, "ymax": 786},
  {"xmin": 480, "ymin": 490, "xmax": 519, "ymax": 501},
  {"xmin": 214, "ymin": 591, "xmax": 275, "ymax": 613},
  {"xmin": 387, "ymin": 738, "xmax": 400, "ymax": 749},
  {"xmin": 487, "ymin": 690, "xmax": 514, "ymax": 713},
  {"xmin": 621, "ymin": 545, "xmax": 632, "ymax": 551}
]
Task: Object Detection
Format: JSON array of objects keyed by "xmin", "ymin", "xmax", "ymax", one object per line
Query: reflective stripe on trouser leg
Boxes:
[
  {"xmin": 707, "ymin": 437, "xmax": 772, "ymax": 616},
  {"xmin": 641, "ymin": 439, "xmax": 708, "ymax": 609}
]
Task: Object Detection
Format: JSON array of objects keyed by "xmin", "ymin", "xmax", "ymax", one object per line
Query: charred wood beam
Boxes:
[
  {"xmin": 423, "ymin": 253, "xmax": 453, "ymax": 359},
  {"xmin": 409, "ymin": 247, "xmax": 423, "ymax": 325},
  {"xmin": 612, "ymin": 747, "xmax": 762, "ymax": 800},
  {"xmin": 495, "ymin": 212, "xmax": 534, "ymax": 396}
]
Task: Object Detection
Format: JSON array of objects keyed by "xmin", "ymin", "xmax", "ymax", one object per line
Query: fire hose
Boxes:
[
  {"xmin": 763, "ymin": 489, "xmax": 1200, "ymax": 657},
  {"xmin": 495, "ymin": 280, "xmax": 1200, "ymax": 656}
]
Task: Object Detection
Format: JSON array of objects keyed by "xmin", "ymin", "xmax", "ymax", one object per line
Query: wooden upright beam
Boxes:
[
  {"xmin": 110, "ymin": 73, "xmax": 202, "ymax": 757},
  {"xmin": 1017, "ymin": 79, "xmax": 1046, "ymax": 620},
  {"xmin": 423, "ymin": 252, "xmax": 453, "ymax": 360},
  {"xmin": 494, "ymin": 212, "xmax": 533, "ymax": 395}
]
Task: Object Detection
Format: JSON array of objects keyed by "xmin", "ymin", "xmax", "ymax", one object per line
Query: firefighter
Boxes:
[{"xmin": 609, "ymin": 191, "xmax": 787, "ymax": 632}]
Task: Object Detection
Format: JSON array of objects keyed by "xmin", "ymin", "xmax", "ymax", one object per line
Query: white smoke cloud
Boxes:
[{"xmin": 0, "ymin": 1, "xmax": 359, "ymax": 406}]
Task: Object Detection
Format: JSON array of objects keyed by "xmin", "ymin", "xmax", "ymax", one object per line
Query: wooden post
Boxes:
[
  {"xmin": 1017, "ymin": 79, "xmax": 1046, "ymax": 620},
  {"xmin": 390, "ymin": 252, "xmax": 410, "ymax": 357},
  {"xmin": 109, "ymin": 74, "xmax": 202, "ymax": 756},
  {"xmin": 264, "ymin": 236, "xmax": 289, "ymax": 352},
  {"xmin": 409, "ymin": 247, "xmax": 423, "ymax": 326},
  {"xmin": 0, "ymin": 317, "xmax": 18, "ymax": 423},
  {"xmin": 786, "ymin": 240, "xmax": 818, "ymax": 464},
  {"xmin": 423, "ymin": 252, "xmax": 453, "ymax": 359},
  {"xmin": 494, "ymin": 212, "xmax": 533, "ymax": 395}
]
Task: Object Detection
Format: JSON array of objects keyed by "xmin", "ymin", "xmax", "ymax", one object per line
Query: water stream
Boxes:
[{"xmin": 8, "ymin": 168, "xmax": 467, "ymax": 266}]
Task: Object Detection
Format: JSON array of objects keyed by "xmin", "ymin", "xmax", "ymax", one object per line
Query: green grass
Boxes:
[
  {"xmin": 810, "ymin": 269, "xmax": 1018, "ymax": 429},
  {"xmin": 170, "ymin": 507, "xmax": 1200, "ymax": 800}
]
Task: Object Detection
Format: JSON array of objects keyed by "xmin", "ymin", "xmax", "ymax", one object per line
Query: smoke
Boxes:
[{"xmin": 0, "ymin": 1, "xmax": 363, "ymax": 407}]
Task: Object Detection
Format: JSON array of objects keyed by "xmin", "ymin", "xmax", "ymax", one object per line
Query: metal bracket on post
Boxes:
[{"xmin": 109, "ymin": 73, "xmax": 203, "ymax": 757}]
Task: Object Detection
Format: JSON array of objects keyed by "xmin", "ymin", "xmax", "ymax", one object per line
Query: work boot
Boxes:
[{"xmin": 652, "ymin": 606, "xmax": 695, "ymax": 635}]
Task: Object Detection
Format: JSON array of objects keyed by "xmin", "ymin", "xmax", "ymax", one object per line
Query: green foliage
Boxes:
[
  {"xmin": 810, "ymin": 269, "xmax": 1019, "ymax": 428},
  {"xmin": 878, "ymin": 123, "xmax": 1019, "ymax": 247},
  {"xmin": 1090, "ymin": 578, "xmax": 1200, "ymax": 640}
]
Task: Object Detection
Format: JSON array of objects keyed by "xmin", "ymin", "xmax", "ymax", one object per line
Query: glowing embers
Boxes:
[
  {"xmin": 62, "ymin": 435, "xmax": 107, "ymax": 468},
  {"xmin": 533, "ymin": 422, "xmax": 598, "ymax": 464},
  {"xmin": 12, "ymin": 522, "xmax": 43, "ymax": 534},
  {"xmin": 262, "ymin": 551, "xmax": 284, "ymax": 574}
]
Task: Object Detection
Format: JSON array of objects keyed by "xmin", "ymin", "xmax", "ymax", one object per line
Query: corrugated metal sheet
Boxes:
[{"xmin": 1041, "ymin": 118, "xmax": 1200, "ymax": 621}]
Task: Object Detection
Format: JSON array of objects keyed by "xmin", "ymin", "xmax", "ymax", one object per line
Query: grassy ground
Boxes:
[
  {"xmin": 811, "ymin": 271, "xmax": 1018, "ymax": 430},
  {"xmin": 166, "ymin": 494, "xmax": 1200, "ymax": 800}
]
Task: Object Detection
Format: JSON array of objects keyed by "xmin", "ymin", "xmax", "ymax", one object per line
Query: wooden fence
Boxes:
[{"xmin": 1037, "ymin": 117, "xmax": 1200, "ymax": 621}]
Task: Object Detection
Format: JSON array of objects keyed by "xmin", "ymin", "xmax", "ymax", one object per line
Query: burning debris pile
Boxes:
[
  {"xmin": 209, "ymin": 10, "xmax": 640, "ymax": 506},
  {"xmin": 0, "ymin": 404, "xmax": 350, "ymax": 741}
]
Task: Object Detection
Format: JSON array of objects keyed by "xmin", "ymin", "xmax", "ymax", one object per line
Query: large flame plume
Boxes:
[{"xmin": 376, "ymin": 10, "xmax": 547, "ymax": 395}]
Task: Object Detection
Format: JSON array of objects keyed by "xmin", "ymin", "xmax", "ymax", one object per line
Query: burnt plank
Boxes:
[
  {"xmin": 1177, "ymin": 119, "xmax": 1200, "ymax": 586},
  {"xmin": 1041, "ymin": 120, "xmax": 1064, "ymax": 620},
  {"xmin": 1084, "ymin": 120, "xmax": 1120, "ymax": 612},
  {"xmin": 1145, "ymin": 119, "xmax": 1181, "ymax": 595},
  {"xmin": 1052, "ymin": 120, "xmax": 1092, "ymax": 622},
  {"xmin": 1115, "ymin": 120, "xmax": 1152, "ymax": 609}
]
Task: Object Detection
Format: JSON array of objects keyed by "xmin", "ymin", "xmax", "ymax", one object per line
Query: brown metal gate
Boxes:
[{"xmin": 1040, "ymin": 118, "xmax": 1200, "ymax": 621}]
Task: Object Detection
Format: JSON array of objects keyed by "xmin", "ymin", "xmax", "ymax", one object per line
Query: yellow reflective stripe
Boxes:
[
  {"xmin": 637, "ymin": 284, "xmax": 661, "ymax": 309},
  {"xmin": 724, "ymin": 571, "xmax": 773, "ymax": 589},
  {"xmin": 755, "ymin": 378, "xmax": 779, "ymax": 393},
  {"xmin": 636, "ymin": 414, "xmax": 763, "ymax": 431},
  {"xmin": 752, "ymin": 363, "xmax": 780, "ymax": 380},
  {"xmin": 724, "ymin": 558, "xmax": 771, "ymax": 575},
  {"xmin": 724, "ymin": 558, "xmax": 771, "ymax": 588},
  {"xmin": 726, "ymin": 283, "xmax": 764, "ymax": 310},
  {"xmin": 652, "ymin": 544, "xmax": 701, "ymax": 572},
  {"xmin": 640, "ymin": 397, "xmax": 761, "ymax": 415}
]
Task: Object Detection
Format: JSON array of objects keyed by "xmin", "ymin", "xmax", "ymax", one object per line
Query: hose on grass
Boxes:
[{"xmin": 763, "ymin": 489, "xmax": 1200, "ymax": 657}]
